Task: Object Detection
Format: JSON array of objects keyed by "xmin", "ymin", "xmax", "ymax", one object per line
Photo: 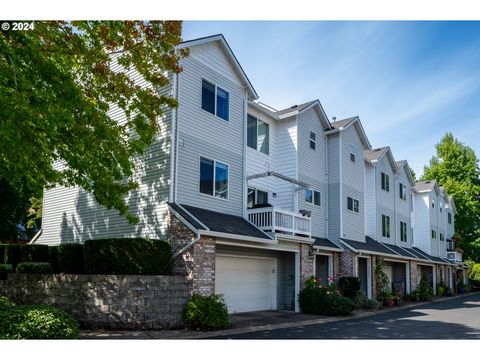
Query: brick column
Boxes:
[
  {"xmin": 340, "ymin": 248, "xmax": 357, "ymax": 277},
  {"xmin": 299, "ymin": 244, "xmax": 314, "ymax": 288},
  {"xmin": 333, "ymin": 252, "xmax": 341, "ymax": 280},
  {"xmin": 371, "ymin": 255, "xmax": 377, "ymax": 299},
  {"xmin": 192, "ymin": 236, "xmax": 216, "ymax": 296},
  {"xmin": 410, "ymin": 261, "xmax": 419, "ymax": 291}
]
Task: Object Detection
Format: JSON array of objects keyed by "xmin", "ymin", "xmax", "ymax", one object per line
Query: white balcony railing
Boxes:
[
  {"xmin": 247, "ymin": 206, "xmax": 311, "ymax": 237},
  {"xmin": 447, "ymin": 251, "xmax": 462, "ymax": 263}
]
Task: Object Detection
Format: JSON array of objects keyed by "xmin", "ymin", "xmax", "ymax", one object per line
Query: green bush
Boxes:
[
  {"xmin": 0, "ymin": 264, "xmax": 13, "ymax": 280},
  {"xmin": 417, "ymin": 279, "xmax": 434, "ymax": 301},
  {"xmin": 339, "ymin": 276, "xmax": 361, "ymax": 299},
  {"xmin": 352, "ymin": 291, "xmax": 368, "ymax": 309},
  {"xmin": 21, "ymin": 244, "xmax": 50, "ymax": 263},
  {"xmin": 0, "ymin": 296, "xmax": 16, "ymax": 311},
  {"xmin": 57, "ymin": 243, "xmax": 85, "ymax": 274},
  {"xmin": 84, "ymin": 238, "xmax": 171, "ymax": 275},
  {"xmin": 4, "ymin": 244, "xmax": 22, "ymax": 269},
  {"xmin": 183, "ymin": 294, "xmax": 229, "ymax": 330},
  {"xmin": 16, "ymin": 262, "xmax": 52, "ymax": 274},
  {"xmin": 0, "ymin": 304, "xmax": 79, "ymax": 339},
  {"xmin": 48, "ymin": 246, "xmax": 59, "ymax": 273},
  {"xmin": 0, "ymin": 244, "xmax": 7, "ymax": 264},
  {"xmin": 365, "ymin": 299, "xmax": 380, "ymax": 311},
  {"xmin": 299, "ymin": 287, "xmax": 355, "ymax": 316}
]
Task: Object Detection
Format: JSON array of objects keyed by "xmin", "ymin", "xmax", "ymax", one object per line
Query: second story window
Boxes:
[
  {"xmin": 440, "ymin": 203, "xmax": 443, "ymax": 212},
  {"xmin": 448, "ymin": 212, "xmax": 452, "ymax": 224},
  {"xmin": 440, "ymin": 233, "xmax": 444, "ymax": 241},
  {"xmin": 310, "ymin": 131, "xmax": 316, "ymax": 150},
  {"xmin": 400, "ymin": 221, "xmax": 407, "ymax": 242},
  {"xmin": 350, "ymin": 144, "xmax": 356, "ymax": 162},
  {"xmin": 306, "ymin": 189, "xmax": 321, "ymax": 206},
  {"xmin": 431, "ymin": 200, "xmax": 435, "ymax": 208},
  {"xmin": 199, "ymin": 157, "xmax": 228, "ymax": 199},
  {"xmin": 432, "ymin": 230, "xmax": 437, "ymax": 239},
  {"xmin": 399, "ymin": 183, "xmax": 407, "ymax": 200},
  {"xmin": 247, "ymin": 114, "xmax": 269, "ymax": 155},
  {"xmin": 381, "ymin": 172, "xmax": 390, "ymax": 192},
  {"xmin": 382, "ymin": 214, "xmax": 390, "ymax": 238},
  {"xmin": 347, "ymin": 196, "xmax": 359, "ymax": 213},
  {"xmin": 201, "ymin": 79, "xmax": 229, "ymax": 121},
  {"xmin": 247, "ymin": 187, "xmax": 268, "ymax": 208}
]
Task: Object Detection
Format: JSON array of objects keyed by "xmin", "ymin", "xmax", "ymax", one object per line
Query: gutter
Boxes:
[{"xmin": 28, "ymin": 228, "xmax": 42, "ymax": 244}]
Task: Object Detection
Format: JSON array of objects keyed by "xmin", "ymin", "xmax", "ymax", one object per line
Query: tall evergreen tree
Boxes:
[{"xmin": 422, "ymin": 132, "xmax": 480, "ymax": 261}]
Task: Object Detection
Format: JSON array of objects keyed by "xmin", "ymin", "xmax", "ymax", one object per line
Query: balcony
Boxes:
[
  {"xmin": 247, "ymin": 206, "xmax": 311, "ymax": 237},
  {"xmin": 447, "ymin": 251, "xmax": 462, "ymax": 263}
]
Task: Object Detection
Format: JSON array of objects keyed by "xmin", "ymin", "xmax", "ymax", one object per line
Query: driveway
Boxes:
[{"xmin": 210, "ymin": 292, "xmax": 480, "ymax": 339}]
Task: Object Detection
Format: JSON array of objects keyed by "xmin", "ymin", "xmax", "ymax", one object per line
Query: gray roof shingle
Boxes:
[
  {"xmin": 313, "ymin": 237, "xmax": 342, "ymax": 250},
  {"xmin": 342, "ymin": 236, "xmax": 398, "ymax": 255},
  {"xmin": 275, "ymin": 101, "xmax": 316, "ymax": 117},
  {"xmin": 331, "ymin": 117, "xmax": 356, "ymax": 129},
  {"xmin": 364, "ymin": 147, "xmax": 389, "ymax": 162},
  {"xmin": 414, "ymin": 180, "xmax": 436, "ymax": 192}
]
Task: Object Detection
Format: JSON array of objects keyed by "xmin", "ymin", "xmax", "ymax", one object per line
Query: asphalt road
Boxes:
[{"xmin": 210, "ymin": 292, "xmax": 480, "ymax": 339}]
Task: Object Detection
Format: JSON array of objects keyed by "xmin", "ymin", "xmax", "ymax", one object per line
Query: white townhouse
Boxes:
[{"xmin": 34, "ymin": 33, "xmax": 465, "ymax": 313}]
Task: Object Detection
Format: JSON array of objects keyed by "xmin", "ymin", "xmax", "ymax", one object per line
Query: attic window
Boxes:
[
  {"xmin": 350, "ymin": 144, "xmax": 356, "ymax": 162},
  {"xmin": 310, "ymin": 131, "xmax": 316, "ymax": 150}
]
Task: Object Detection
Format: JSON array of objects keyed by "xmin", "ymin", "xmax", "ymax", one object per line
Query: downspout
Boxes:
[
  {"xmin": 169, "ymin": 72, "xmax": 177, "ymax": 202},
  {"xmin": 29, "ymin": 190, "xmax": 46, "ymax": 244},
  {"xmin": 339, "ymin": 132, "xmax": 343, "ymax": 239},
  {"xmin": 172, "ymin": 230, "xmax": 201, "ymax": 258},
  {"xmin": 173, "ymin": 72, "xmax": 180, "ymax": 202},
  {"xmin": 324, "ymin": 132, "xmax": 328, "ymax": 239},
  {"xmin": 242, "ymin": 92, "xmax": 247, "ymax": 219},
  {"xmin": 393, "ymin": 172, "xmax": 397, "ymax": 245}
]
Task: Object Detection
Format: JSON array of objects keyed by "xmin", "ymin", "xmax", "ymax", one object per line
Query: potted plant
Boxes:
[{"xmin": 457, "ymin": 280, "xmax": 465, "ymax": 295}]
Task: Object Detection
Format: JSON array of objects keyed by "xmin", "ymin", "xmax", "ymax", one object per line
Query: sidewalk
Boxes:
[{"xmin": 80, "ymin": 292, "xmax": 477, "ymax": 339}]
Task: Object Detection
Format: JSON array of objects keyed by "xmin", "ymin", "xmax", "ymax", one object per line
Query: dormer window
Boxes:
[{"xmin": 399, "ymin": 183, "xmax": 407, "ymax": 200}]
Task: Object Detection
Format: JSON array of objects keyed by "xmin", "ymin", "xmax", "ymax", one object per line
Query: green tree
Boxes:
[
  {"xmin": 421, "ymin": 132, "xmax": 480, "ymax": 261},
  {"xmin": 0, "ymin": 21, "xmax": 188, "ymax": 227}
]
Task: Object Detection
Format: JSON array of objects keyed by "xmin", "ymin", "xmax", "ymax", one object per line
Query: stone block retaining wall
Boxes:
[{"xmin": 0, "ymin": 274, "xmax": 189, "ymax": 330}]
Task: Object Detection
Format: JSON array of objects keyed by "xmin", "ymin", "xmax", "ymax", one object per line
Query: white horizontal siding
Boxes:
[{"xmin": 364, "ymin": 164, "xmax": 376, "ymax": 239}]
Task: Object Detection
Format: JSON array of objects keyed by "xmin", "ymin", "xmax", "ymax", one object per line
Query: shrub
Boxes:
[
  {"xmin": 0, "ymin": 244, "xmax": 8, "ymax": 264},
  {"xmin": 16, "ymin": 262, "xmax": 52, "ymax": 274},
  {"xmin": 84, "ymin": 238, "xmax": 171, "ymax": 275},
  {"xmin": 299, "ymin": 287, "xmax": 355, "ymax": 316},
  {"xmin": 0, "ymin": 296, "xmax": 16, "ymax": 311},
  {"xmin": 21, "ymin": 244, "xmax": 50, "ymax": 263},
  {"xmin": 0, "ymin": 264, "xmax": 13, "ymax": 280},
  {"xmin": 352, "ymin": 291, "xmax": 368, "ymax": 309},
  {"xmin": 365, "ymin": 299, "xmax": 380, "ymax": 311},
  {"xmin": 183, "ymin": 294, "xmax": 229, "ymax": 330},
  {"xmin": 417, "ymin": 279, "xmax": 434, "ymax": 301},
  {"xmin": 338, "ymin": 276, "xmax": 361, "ymax": 299},
  {"xmin": 57, "ymin": 243, "xmax": 85, "ymax": 274},
  {"xmin": 4, "ymin": 244, "xmax": 22, "ymax": 269},
  {"xmin": 0, "ymin": 304, "xmax": 79, "ymax": 339},
  {"xmin": 48, "ymin": 246, "xmax": 59, "ymax": 273}
]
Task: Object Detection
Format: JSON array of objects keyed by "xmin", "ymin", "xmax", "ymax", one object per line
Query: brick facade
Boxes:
[
  {"xmin": 339, "ymin": 248, "xmax": 357, "ymax": 277},
  {"xmin": 409, "ymin": 260, "xmax": 420, "ymax": 291},
  {"xmin": 167, "ymin": 212, "xmax": 216, "ymax": 296},
  {"xmin": 300, "ymin": 244, "xmax": 315, "ymax": 288},
  {"xmin": 333, "ymin": 252, "xmax": 341, "ymax": 280},
  {"xmin": 371, "ymin": 255, "xmax": 377, "ymax": 299}
]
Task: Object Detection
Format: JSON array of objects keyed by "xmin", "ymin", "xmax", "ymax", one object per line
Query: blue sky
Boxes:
[{"xmin": 183, "ymin": 21, "xmax": 480, "ymax": 176}]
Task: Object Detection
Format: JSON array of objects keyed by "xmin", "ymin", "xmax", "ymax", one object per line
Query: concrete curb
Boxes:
[{"xmin": 79, "ymin": 292, "xmax": 478, "ymax": 339}]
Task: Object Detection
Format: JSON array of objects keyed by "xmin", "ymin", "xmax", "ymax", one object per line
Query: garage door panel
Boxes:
[{"xmin": 215, "ymin": 255, "xmax": 276, "ymax": 313}]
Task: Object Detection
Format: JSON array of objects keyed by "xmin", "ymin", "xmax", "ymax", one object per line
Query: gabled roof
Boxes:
[
  {"xmin": 414, "ymin": 180, "xmax": 440, "ymax": 195},
  {"xmin": 167, "ymin": 203, "xmax": 272, "ymax": 241},
  {"xmin": 313, "ymin": 237, "xmax": 343, "ymax": 252},
  {"xmin": 275, "ymin": 101, "xmax": 317, "ymax": 117},
  {"xmin": 326, "ymin": 116, "xmax": 371, "ymax": 149},
  {"xmin": 179, "ymin": 34, "xmax": 258, "ymax": 101},
  {"xmin": 275, "ymin": 100, "xmax": 332, "ymax": 130},
  {"xmin": 364, "ymin": 146, "xmax": 397, "ymax": 172},
  {"xmin": 396, "ymin": 160, "xmax": 415, "ymax": 186},
  {"xmin": 341, "ymin": 236, "xmax": 398, "ymax": 256},
  {"xmin": 448, "ymin": 195, "xmax": 457, "ymax": 214}
]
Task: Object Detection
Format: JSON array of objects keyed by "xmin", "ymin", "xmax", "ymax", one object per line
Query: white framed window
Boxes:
[
  {"xmin": 431, "ymin": 200, "xmax": 435, "ymax": 208},
  {"xmin": 350, "ymin": 144, "xmax": 356, "ymax": 162},
  {"xmin": 440, "ymin": 202, "xmax": 443, "ymax": 212},
  {"xmin": 448, "ymin": 212, "xmax": 452, "ymax": 224},
  {"xmin": 247, "ymin": 187, "xmax": 269, "ymax": 208},
  {"xmin": 306, "ymin": 189, "xmax": 321, "ymax": 206},
  {"xmin": 199, "ymin": 157, "xmax": 229, "ymax": 199},
  {"xmin": 381, "ymin": 172, "xmax": 390, "ymax": 192},
  {"xmin": 382, "ymin": 214, "xmax": 390, "ymax": 238},
  {"xmin": 347, "ymin": 196, "xmax": 359, "ymax": 213},
  {"xmin": 201, "ymin": 79, "xmax": 229, "ymax": 121},
  {"xmin": 400, "ymin": 221, "xmax": 407, "ymax": 242},
  {"xmin": 309, "ymin": 131, "xmax": 316, "ymax": 150},
  {"xmin": 440, "ymin": 233, "xmax": 444, "ymax": 241},
  {"xmin": 247, "ymin": 114, "xmax": 269, "ymax": 155},
  {"xmin": 399, "ymin": 183, "xmax": 407, "ymax": 200},
  {"xmin": 431, "ymin": 230, "xmax": 437, "ymax": 239}
]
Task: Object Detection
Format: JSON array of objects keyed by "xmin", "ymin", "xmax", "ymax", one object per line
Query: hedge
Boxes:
[
  {"xmin": 4, "ymin": 244, "xmax": 22, "ymax": 269},
  {"xmin": 48, "ymin": 246, "xmax": 59, "ymax": 273},
  {"xmin": 16, "ymin": 262, "xmax": 53, "ymax": 274},
  {"xmin": 338, "ymin": 276, "xmax": 361, "ymax": 299},
  {"xmin": 0, "ymin": 304, "xmax": 79, "ymax": 339},
  {"xmin": 0, "ymin": 264, "xmax": 13, "ymax": 280},
  {"xmin": 0, "ymin": 244, "xmax": 7, "ymax": 264},
  {"xmin": 57, "ymin": 243, "xmax": 85, "ymax": 274},
  {"xmin": 84, "ymin": 238, "xmax": 171, "ymax": 275},
  {"xmin": 299, "ymin": 287, "xmax": 355, "ymax": 316},
  {"xmin": 21, "ymin": 244, "xmax": 50, "ymax": 263}
]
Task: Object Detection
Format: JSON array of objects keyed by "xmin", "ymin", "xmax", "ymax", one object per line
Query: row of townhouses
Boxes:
[{"xmin": 35, "ymin": 34, "xmax": 468, "ymax": 313}]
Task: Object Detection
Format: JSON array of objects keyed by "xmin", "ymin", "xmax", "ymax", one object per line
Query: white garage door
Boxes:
[{"xmin": 215, "ymin": 255, "xmax": 276, "ymax": 313}]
